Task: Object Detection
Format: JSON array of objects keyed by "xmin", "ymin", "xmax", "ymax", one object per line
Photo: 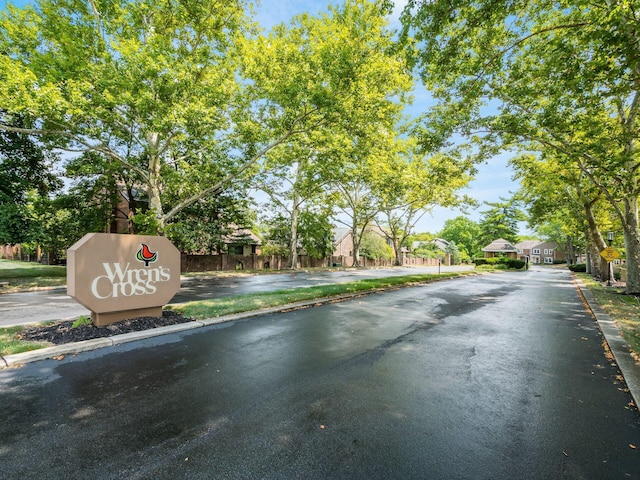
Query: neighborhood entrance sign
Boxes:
[{"xmin": 67, "ymin": 233, "xmax": 181, "ymax": 326}]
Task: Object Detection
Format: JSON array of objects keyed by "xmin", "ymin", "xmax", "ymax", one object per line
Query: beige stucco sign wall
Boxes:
[{"xmin": 67, "ymin": 233, "xmax": 181, "ymax": 326}]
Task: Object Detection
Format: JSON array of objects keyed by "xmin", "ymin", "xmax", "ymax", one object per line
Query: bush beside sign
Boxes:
[{"xmin": 67, "ymin": 233, "xmax": 181, "ymax": 326}]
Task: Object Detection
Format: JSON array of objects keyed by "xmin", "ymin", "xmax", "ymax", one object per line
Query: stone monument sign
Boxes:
[{"xmin": 67, "ymin": 233, "xmax": 181, "ymax": 326}]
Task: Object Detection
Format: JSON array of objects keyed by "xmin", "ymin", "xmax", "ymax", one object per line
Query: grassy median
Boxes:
[
  {"xmin": 0, "ymin": 272, "xmax": 468, "ymax": 357},
  {"xmin": 170, "ymin": 273, "xmax": 462, "ymax": 319}
]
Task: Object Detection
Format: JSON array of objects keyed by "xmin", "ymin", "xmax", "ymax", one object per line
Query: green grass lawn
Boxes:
[
  {"xmin": 0, "ymin": 259, "xmax": 67, "ymax": 291},
  {"xmin": 576, "ymin": 273, "xmax": 640, "ymax": 361},
  {"xmin": 171, "ymin": 273, "xmax": 463, "ymax": 319},
  {"xmin": 0, "ymin": 271, "xmax": 470, "ymax": 356}
]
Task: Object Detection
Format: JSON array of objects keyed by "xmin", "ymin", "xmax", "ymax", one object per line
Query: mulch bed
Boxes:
[{"xmin": 19, "ymin": 310, "xmax": 194, "ymax": 345}]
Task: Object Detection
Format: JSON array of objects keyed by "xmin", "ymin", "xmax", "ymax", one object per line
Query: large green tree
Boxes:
[
  {"xmin": 246, "ymin": 0, "xmax": 414, "ymax": 267},
  {"xmin": 0, "ymin": 113, "xmax": 60, "ymax": 245},
  {"xmin": 374, "ymin": 136, "xmax": 475, "ymax": 265},
  {"xmin": 0, "ymin": 0, "xmax": 256, "ymax": 234},
  {"xmin": 439, "ymin": 216, "xmax": 482, "ymax": 259},
  {"xmin": 512, "ymin": 152, "xmax": 610, "ymax": 275},
  {"xmin": 401, "ymin": 0, "xmax": 640, "ymax": 293},
  {"xmin": 477, "ymin": 197, "xmax": 525, "ymax": 247}
]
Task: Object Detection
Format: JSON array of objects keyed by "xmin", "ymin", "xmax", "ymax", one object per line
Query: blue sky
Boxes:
[{"xmin": 2, "ymin": 0, "xmax": 524, "ymax": 235}]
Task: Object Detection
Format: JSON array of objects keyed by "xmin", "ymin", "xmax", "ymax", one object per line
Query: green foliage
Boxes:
[
  {"xmin": 400, "ymin": 0, "xmax": 640, "ymax": 293},
  {"xmin": 477, "ymin": 197, "xmax": 525, "ymax": 247},
  {"xmin": 260, "ymin": 242, "xmax": 289, "ymax": 256},
  {"xmin": 166, "ymin": 190, "xmax": 253, "ymax": 254},
  {"xmin": 440, "ymin": 216, "xmax": 482, "ymax": 258},
  {"xmin": 568, "ymin": 263, "xmax": 587, "ymax": 272},
  {"xmin": 72, "ymin": 316, "xmax": 92, "ymax": 328},
  {"xmin": 411, "ymin": 242, "xmax": 441, "ymax": 259},
  {"xmin": 474, "ymin": 257, "xmax": 526, "ymax": 270},
  {"xmin": 0, "ymin": 112, "xmax": 61, "ymax": 245},
  {"xmin": 359, "ymin": 232, "xmax": 394, "ymax": 260}
]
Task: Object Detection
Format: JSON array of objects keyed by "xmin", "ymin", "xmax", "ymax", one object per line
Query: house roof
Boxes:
[
  {"xmin": 432, "ymin": 238, "xmax": 450, "ymax": 251},
  {"xmin": 333, "ymin": 227, "xmax": 350, "ymax": 243},
  {"xmin": 481, "ymin": 238, "xmax": 518, "ymax": 253},
  {"xmin": 514, "ymin": 240, "xmax": 540, "ymax": 251},
  {"xmin": 222, "ymin": 225, "xmax": 261, "ymax": 245}
]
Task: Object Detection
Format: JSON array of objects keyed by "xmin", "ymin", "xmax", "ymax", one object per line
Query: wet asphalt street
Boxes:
[
  {"xmin": 0, "ymin": 266, "xmax": 473, "ymax": 327},
  {"xmin": 1, "ymin": 267, "xmax": 639, "ymax": 479}
]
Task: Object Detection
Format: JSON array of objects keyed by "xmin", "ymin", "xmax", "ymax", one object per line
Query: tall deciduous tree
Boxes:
[
  {"xmin": 246, "ymin": 0, "xmax": 414, "ymax": 267},
  {"xmin": 0, "ymin": 0, "xmax": 257, "ymax": 234},
  {"xmin": 257, "ymin": 132, "xmax": 336, "ymax": 269},
  {"xmin": 374, "ymin": 137, "xmax": 475, "ymax": 265},
  {"xmin": 511, "ymin": 153, "xmax": 610, "ymax": 275},
  {"xmin": 0, "ymin": 113, "xmax": 60, "ymax": 245},
  {"xmin": 439, "ymin": 216, "xmax": 482, "ymax": 259},
  {"xmin": 401, "ymin": 0, "xmax": 640, "ymax": 293}
]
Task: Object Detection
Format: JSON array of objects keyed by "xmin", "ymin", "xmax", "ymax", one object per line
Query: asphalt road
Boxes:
[
  {"xmin": 1, "ymin": 267, "xmax": 639, "ymax": 479},
  {"xmin": 0, "ymin": 265, "xmax": 473, "ymax": 327}
]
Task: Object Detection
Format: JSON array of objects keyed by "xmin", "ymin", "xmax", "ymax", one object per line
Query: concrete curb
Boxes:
[
  {"xmin": 1, "ymin": 280, "xmax": 456, "ymax": 368},
  {"xmin": 0, "ymin": 272, "xmax": 482, "ymax": 369},
  {"xmin": 573, "ymin": 276, "xmax": 640, "ymax": 408}
]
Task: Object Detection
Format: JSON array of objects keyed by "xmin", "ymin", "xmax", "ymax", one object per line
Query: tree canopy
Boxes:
[{"xmin": 401, "ymin": 0, "xmax": 640, "ymax": 292}]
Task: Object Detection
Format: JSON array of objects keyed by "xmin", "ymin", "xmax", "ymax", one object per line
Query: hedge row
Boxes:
[
  {"xmin": 568, "ymin": 263, "xmax": 587, "ymax": 272},
  {"xmin": 474, "ymin": 257, "xmax": 527, "ymax": 269}
]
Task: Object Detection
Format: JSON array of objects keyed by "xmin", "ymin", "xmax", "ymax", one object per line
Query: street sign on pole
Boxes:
[{"xmin": 600, "ymin": 247, "xmax": 620, "ymax": 263}]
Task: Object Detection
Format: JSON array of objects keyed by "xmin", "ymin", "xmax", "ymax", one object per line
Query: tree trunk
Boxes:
[
  {"xmin": 622, "ymin": 196, "xmax": 640, "ymax": 294},
  {"xmin": 289, "ymin": 190, "xmax": 300, "ymax": 270},
  {"xmin": 351, "ymin": 225, "xmax": 362, "ymax": 267},
  {"xmin": 584, "ymin": 200, "xmax": 607, "ymax": 279},
  {"xmin": 392, "ymin": 237, "xmax": 402, "ymax": 266},
  {"xmin": 147, "ymin": 132, "xmax": 165, "ymax": 235}
]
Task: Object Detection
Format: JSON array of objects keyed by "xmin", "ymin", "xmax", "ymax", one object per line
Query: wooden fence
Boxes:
[
  {"xmin": 180, "ymin": 254, "xmax": 444, "ymax": 272},
  {"xmin": 2, "ymin": 245, "xmax": 447, "ymax": 271}
]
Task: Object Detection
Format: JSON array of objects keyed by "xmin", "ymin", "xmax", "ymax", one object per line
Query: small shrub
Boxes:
[
  {"xmin": 505, "ymin": 259, "xmax": 526, "ymax": 270},
  {"xmin": 568, "ymin": 263, "xmax": 587, "ymax": 272},
  {"xmin": 72, "ymin": 316, "xmax": 92, "ymax": 328}
]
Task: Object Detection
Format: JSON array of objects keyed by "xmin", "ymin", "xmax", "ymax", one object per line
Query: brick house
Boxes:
[{"xmin": 515, "ymin": 240, "xmax": 560, "ymax": 264}]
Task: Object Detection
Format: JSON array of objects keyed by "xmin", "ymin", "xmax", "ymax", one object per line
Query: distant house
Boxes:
[
  {"xmin": 332, "ymin": 227, "xmax": 353, "ymax": 257},
  {"xmin": 222, "ymin": 225, "xmax": 262, "ymax": 256},
  {"xmin": 411, "ymin": 238, "xmax": 449, "ymax": 252},
  {"xmin": 410, "ymin": 238, "xmax": 452, "ymax": 263},
  {"xmin": 331, "ymin": 225, "xmax": 392, "ymax": 259},
  {"xmin": 481, "ymin": 238, "xmax": 518, "ymax": 259},
  {"xmin": 515, "ymin": 240, "xmax": 559, "ymax": 264}
]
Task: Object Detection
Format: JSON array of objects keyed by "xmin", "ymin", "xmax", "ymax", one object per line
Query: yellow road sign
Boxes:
[{"xmin": 600, "ymin": 247, "xmax": 620, "ymax": 262}]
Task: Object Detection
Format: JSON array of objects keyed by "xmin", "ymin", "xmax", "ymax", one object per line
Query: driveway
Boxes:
[{"xmin": 0, "ymin": 267, "xmax": 638, "ymax": 479}]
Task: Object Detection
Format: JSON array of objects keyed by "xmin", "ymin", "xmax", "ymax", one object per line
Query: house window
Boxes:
[
  {"xmin": 533, "ymin": 249, "xmax": 540, "ymax": 254},
  {"xmin": 544, "ymin": 257, "xmax": 553, "ymax": 264},
  {"xmin": 544, "ymin": 249, "xmax": 549, "ymax": 254},
  {"xmin": 232, "ymin": 245, "xmax": 243, "ymax": 255},
  {"xmin": 251, "ymin": 245, "xmax": 257, "ymax": 254}
]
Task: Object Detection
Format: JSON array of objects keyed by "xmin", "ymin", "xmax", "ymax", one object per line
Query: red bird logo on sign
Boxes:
[{"xmin": 136, "ymin": 244, "xmax": 158, "ymax": 267}]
